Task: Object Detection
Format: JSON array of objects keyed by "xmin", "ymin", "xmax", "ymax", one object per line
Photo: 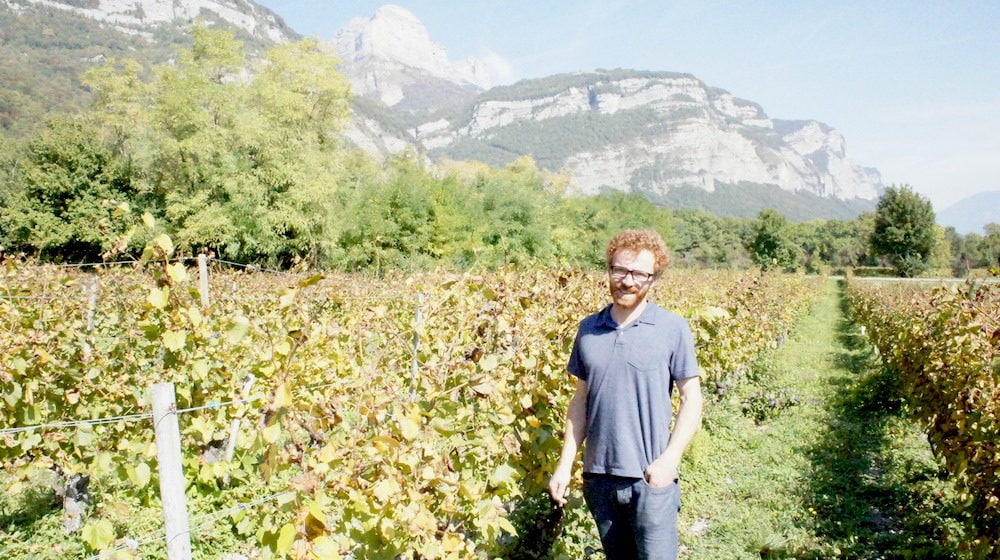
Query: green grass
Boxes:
[{"xmin": 678, "ymin": 279, "xmax": 962, "ymax": 559}]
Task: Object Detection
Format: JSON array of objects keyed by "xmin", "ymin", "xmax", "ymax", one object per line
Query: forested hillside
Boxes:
[{"xmin": 0, "ymin": 1, "xmax": 287, "ymax": 136}]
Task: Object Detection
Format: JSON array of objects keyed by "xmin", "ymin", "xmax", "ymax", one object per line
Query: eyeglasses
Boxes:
[{"xmin": 608, "ymin": 266, "xmax": 656, "ymax": 283}]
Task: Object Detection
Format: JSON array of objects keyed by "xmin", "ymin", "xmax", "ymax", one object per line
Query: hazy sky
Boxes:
[{"xmin": 256, "ymin": 1, "xmax": 1000, "ymax": 212}]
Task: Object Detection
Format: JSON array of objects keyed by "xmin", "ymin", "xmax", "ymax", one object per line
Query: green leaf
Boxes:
[
  {"xmin": 75, "ymin": 424, "xmax": 96, "ymax": 448},
  {"xmin": 489, "ymin": 462, "xmax": 520, "ymax": 488},
  {"xmin": 3, "ymin": 381, "xmax": 22, "ymax": 406},
  {"xmin": 81, "ymin": 519, "xmax": 116, "ymax": 552},
  {"xmin": 275, "ymin": 522, "xmax": 297, "ymax": 555},
  {"xmin": 127, "ymin": 461, "xmax": 152, "ymax": 489}
]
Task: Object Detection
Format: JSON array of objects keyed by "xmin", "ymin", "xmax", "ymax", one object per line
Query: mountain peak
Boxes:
[{"xmin": 333, "ymin": 3, "xmax": 491, "ymax": 107}]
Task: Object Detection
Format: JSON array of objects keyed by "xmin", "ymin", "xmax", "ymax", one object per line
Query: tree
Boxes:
[
  {"xmin": 747, "ymin": 208, "xmax": 798, "ymax": 271},
  {"xmin": 0, "ymin": 118, "xmax": 141, "ymax": 261},
  {"xmin": 982, "ymin": 224, "xmax": 1000, "ymax": 270},
  {"xmin": 669, "ymin": 209, "xmax": 749, "ymax": 268},
  {"xmin": 870, "ymin": 185, "xmax": 936, "ymax": 277},
  {"xmin": 79, "ymin": 26, "xmax": 353, "ymax": 265},
  {"xmin": 928, "ymin": 225, "xmax": 954, "ymax": 272}
]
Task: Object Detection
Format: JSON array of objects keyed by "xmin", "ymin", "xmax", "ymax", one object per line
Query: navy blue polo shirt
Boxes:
[{"xmin": 568, "ymin": 300, "xmax": 700, "ymax": 479}]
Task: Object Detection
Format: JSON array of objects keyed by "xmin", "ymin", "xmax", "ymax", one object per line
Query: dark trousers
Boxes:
[{"xmin": 582, "ymin": 474, "xmax": 681, "ymax": 560}]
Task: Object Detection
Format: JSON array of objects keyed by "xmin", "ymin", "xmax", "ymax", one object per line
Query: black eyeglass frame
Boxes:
[{"xmin": 608, "ymin": 266, "xmax": 657, "ymax": 283}]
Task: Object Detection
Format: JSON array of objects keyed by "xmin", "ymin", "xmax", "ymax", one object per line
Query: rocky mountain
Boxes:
[
  {"xmin": 2, "ymin": 0, "xmax": 295, "ymax": 43},
  {"xmin": 937, "ymin": 191, "xmax": 1000, "ymax": 235},
  {"xmin": 331, "ymin": 6, "xmax": 883, "ymax": 220},
  {"xmin": 0, "ymin": 0, "xmax": 297, "ymax": 133},
  {"xmin": 332, "ymin": 4, "xmax": 490, "ymax": 114},
  {"xmin": 0, "ymin": 0, "xmax": 884, "ymax": 220}
]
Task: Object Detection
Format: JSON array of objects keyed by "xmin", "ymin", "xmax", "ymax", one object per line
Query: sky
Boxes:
[{"xmin": 255, "ymin": 1, "xmax": 1000, "ymax": 212}]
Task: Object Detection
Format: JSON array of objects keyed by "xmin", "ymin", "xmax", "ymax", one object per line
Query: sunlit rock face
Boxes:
[
  {"xmin": 10, "ymin": 0, "xmax": 294, "ymax": 42},
  {"xmin": 412, "ymin": 73, "xmax": 881, "ymax": 202},
  {"xmin": 332, "ymin": 4, "xmax": 490, "ymax": 110}
]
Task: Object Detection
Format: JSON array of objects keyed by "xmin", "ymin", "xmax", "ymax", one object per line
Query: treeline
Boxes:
[{"xmin": 1, "ymin": 27, "xmax": 997, "ymax": 274}]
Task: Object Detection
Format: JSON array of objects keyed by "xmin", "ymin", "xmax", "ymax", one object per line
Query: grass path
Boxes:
[{"xmin": 678, "ymin": 279, "xmax": 958, "ymax": 559}]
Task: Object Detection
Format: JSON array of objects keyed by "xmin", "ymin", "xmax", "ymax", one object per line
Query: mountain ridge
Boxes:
[
  {"xmin": 938, "ymin": 191, "xmax": 1000, "ymax": 235},
  {"xmin": 0, "ymin": 0, "xmax": 885, "ymax": 220},
  {"xmin": 330, "ymin": 6, "xmax": 883, "ymax": 218}
]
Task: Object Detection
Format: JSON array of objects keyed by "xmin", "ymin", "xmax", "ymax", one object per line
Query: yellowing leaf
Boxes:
[
  {"xmin": 274, "ymin": 339, "xmax": 292, "ymax": 356},
  {"xmin": 273, "ymin": 383, "xmax": 293, "ymax": 409},
  {"xmin": 262, "ymin": 423, "xmax": 282, "ymax": 444},
  {"xmin": 298, "ymin": 274, "xmax": 325, "ymax": 288},
  {"xmin": 471, "ymin": 379, "xmax": 495, "ymax": 395},
  {"xmin": 153, "ymin": 233, "xmax": 174, "ymax": 255},
  {"xmin": 162, "ymin": 330, "xmax": 187, "ymax": 352},
  {"xmin": 166, "ymin": 262, "xmax": 188, "ymax": 283},
  {"xmin": 275, "ymin": 522, "xmax": 297, "ymax": 555},
  {"xmin": 227, "ymin": 316, "xmax": 250, "ymax": 343},
  {"xmin": 519, "ymin": 393, "xmax": 533, "ymax": 410},
  {"xmin": 191, "ymin": 359, "xmax": 210, "ymax": 379},
  {"xmin": 398, "ymin": 415, "xmax": 420, "ymax": 441},
  {"xmin": 75, "ymin": 424, "xmax": 95, "ymax": 448},
  {"xmin": 278, "ymin": 288, "xmax": 297, "ymax": 308},
  {"xmin": 306, "ymin": 500, "xmax": 327, "ymax": 532},
  {"xmin": 141, "ymin": 212, "xmax": 156, "ymax": 228},
  {"xmin": 184, "ymin": 307, "xmax": 202, "ymax": 328},
  {"xmin": 442, "ymin": 532, "xmax": 466, "ymax": 552},
  {"xmin": 479, "ymin": 354, "xmax": 499, "ymax": 372},
  {"xmin": 371, "ymin": 435, "xmax": 401, "ymax": 452},
  {"xmin": 128, "ymin": 462, "xmax": 151, "ymax": 489},
  {"xmin": 147, "ymin": 286, "xmax": 169, "ymax": 309},
  {"xmin": 372, "ymin": 478, "xmax": 401, "ymax": 503},
  {"xmin": 310, "ymin": 536, "xmax": 341, "ymax": 559}
]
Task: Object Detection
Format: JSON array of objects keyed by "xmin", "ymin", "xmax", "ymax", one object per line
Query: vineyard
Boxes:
[
  {"xmin": 0, "ymin": 236, "xmax": 822, "ymax": 559},
  {"xmin": 845, "ymin": 277, "xmax": 1000, "ymax": 558}
]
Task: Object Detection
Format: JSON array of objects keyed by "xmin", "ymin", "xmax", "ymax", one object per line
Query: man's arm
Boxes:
[
  {"xmin": 645, "ymin": 375, "xmax": 703, "ymax": 487},
  {"xmin": 548, "ymin": 377, "xmax": 588, "ymax": 506}
]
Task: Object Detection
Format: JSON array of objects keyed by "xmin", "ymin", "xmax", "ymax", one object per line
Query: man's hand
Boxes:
[
  {"xmin": 548, "ymin": 466, "xmax": 572, "ymax": 506},
  {"xmin": 644, "ymin": 459, "xmax": 679, "ymax": 488}
]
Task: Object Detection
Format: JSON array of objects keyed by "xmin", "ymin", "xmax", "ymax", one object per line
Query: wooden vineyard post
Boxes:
[
  {"xmin": 151, "ymin": 382, "xmax": 192, "ymax": 560},
  {"xmin": 198, "ymin": 254, "xmax": 210, "ymax": 309},
  {"xmin": 85, "ymin": 276, "xmax": 99, "ymax": 332},
  {"xmin": 410, "ymin": 293, "xmax": 424, "ymax": 401}
]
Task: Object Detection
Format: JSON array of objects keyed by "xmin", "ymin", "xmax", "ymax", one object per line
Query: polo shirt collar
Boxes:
[{"xmin": 598, "ymin": 300, "xmax": 659, "ymax": 329}]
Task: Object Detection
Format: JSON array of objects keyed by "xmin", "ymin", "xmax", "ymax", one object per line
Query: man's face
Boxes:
[{"xmin": 608, "ymin": 249, "xmax": 657, "ymax": 310}]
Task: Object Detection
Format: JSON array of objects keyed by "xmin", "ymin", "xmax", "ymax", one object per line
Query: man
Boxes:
[{"xmin": 548, "ymin": 229, "xmax": 703, "ymax": 559}]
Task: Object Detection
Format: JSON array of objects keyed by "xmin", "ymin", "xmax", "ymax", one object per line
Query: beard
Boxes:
[{"xmin": 611, "ymin": 283, "xmax": 647, "ymax": 309}]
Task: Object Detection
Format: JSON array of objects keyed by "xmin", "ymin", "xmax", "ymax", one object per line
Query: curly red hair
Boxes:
[{"xmin": 605, "ymin": 229, "xmax": 670, "ymax": 275}]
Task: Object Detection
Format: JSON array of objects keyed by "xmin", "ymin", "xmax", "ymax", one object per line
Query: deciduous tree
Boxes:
[
  {"xmin": 870, "ymin": 185, "xmax": 936, "ymax": 277},
  {"xmin": 748, "ymin": 208, "xmax": 798, "ymax": 271}
]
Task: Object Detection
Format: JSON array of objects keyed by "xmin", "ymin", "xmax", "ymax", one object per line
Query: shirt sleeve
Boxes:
[{"xmin": 567, "ymin": 322, "xmax": 586, "ymax": 380}]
